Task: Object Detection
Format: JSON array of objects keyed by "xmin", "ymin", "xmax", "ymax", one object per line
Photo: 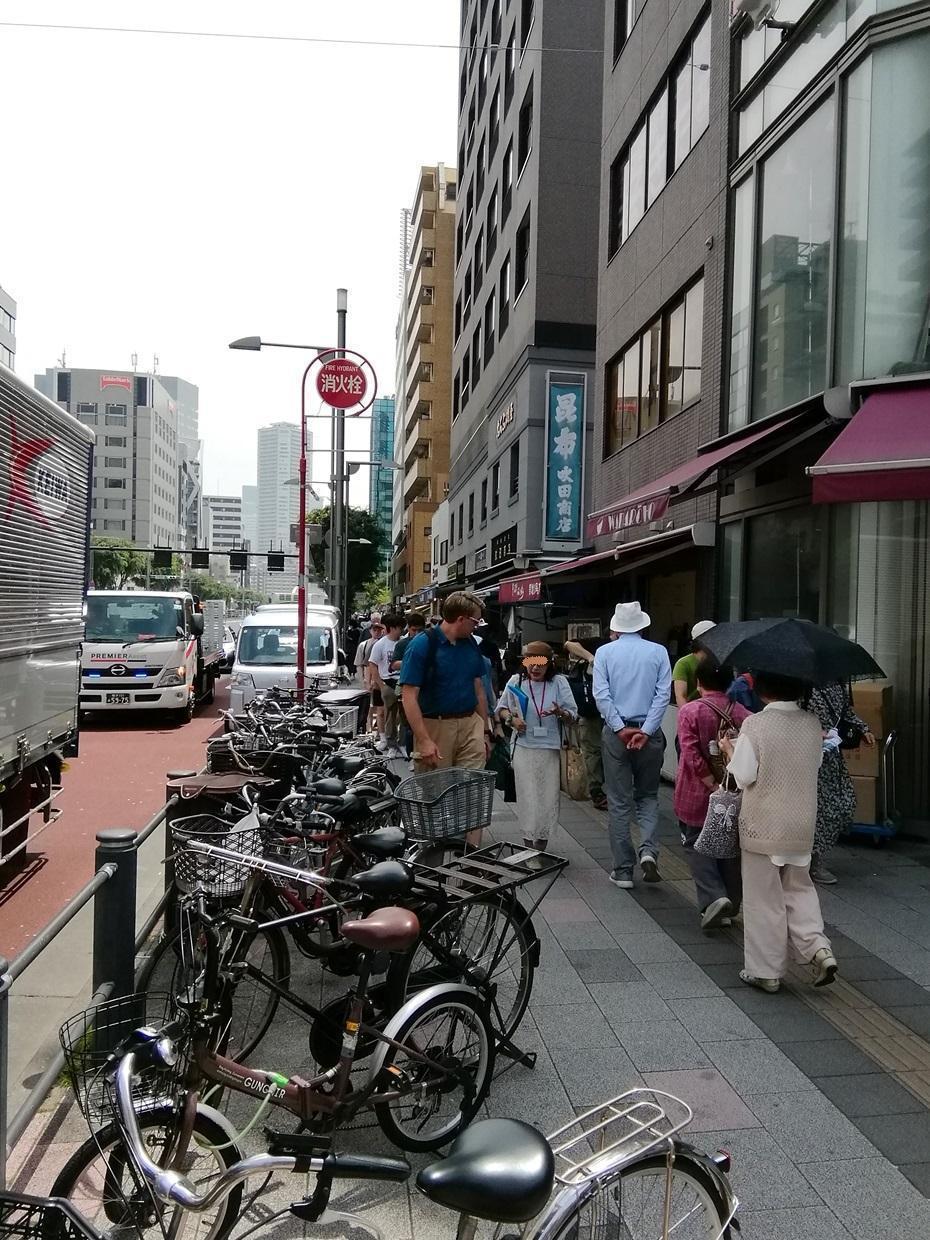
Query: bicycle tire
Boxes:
[
  {"xmin": 386, "ymin": 893, "xmax": 537, "ymax": 1043},
  {"xmin": 373, "ymin": 988, "xmax": 495, "ymax": 1153},
  {"xmin": 552, "ymin": 1150, "xmax": 734, "ymax": 1239},
  {"xmin": 50, "ymin": 1106, "xmax": 244, "ymax": 1240},
  {"xmin": 137, "ymin": 918, "xmax": 290, "ymax": 1062}
]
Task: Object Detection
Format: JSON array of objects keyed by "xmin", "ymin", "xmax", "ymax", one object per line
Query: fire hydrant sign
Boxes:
[{"xmin": 317, "ymin": 358, "xmax": 367, "ymax": 408}]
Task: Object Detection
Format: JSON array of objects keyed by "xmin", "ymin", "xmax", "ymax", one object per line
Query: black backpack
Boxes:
[{"xmin": 566, "ymin": 664, "xmax": 601, "ymax": 719}]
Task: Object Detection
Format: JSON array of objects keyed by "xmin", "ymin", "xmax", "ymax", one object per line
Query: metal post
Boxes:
[
  {"xmin": 333, "ymin": 288, "xmax": 348, "ymax": 622},
  {"xmin": 0, "ymin": 958, "xmax": 10, "ymax": 1188},
  {"xmin": 93, "ymin": 829, "xmax": 138, "ymax": 1002}
]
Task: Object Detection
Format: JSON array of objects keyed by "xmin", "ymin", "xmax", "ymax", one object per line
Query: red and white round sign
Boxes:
[{"xmin": 316, "ymin": 358, "xmax": 367, "ymax": 408}]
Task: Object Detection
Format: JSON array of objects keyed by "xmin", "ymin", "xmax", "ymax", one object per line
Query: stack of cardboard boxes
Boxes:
[{"xmin": 844, "ymin": 680, "xmax": 894, "ymax": 824}]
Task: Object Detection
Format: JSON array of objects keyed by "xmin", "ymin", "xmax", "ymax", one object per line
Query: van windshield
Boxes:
[
  {"xmin": 86, "ymin": 596, "xmax": 183, "ymax": 642},
  {"xmin": 237, "ymin": 625, "xmax": 333, "ymax": 666}
]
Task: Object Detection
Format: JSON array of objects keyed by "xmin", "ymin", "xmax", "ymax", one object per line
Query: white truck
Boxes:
[
  {"xmin": 0, "ymin": 362, "xmax": 92, "ymax": 861},
  {"xmin": 80, "ymin": 590, "xmax": 224, "ymax": 722}
]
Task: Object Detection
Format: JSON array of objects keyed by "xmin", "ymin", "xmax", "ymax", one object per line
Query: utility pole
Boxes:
[{"xmin": 332, "ymin": 288, "xmax": 348, "ymax": 622}]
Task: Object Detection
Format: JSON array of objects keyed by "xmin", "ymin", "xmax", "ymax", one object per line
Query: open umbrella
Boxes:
[{"xmin": 699, "ymin": 619, "xmax": 884, "ymax": 686}]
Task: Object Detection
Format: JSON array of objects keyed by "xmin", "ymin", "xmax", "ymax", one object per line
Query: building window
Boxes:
[
  {"xmin": 604, "ymin": 275, "xmax": 704, "ymax": 456},
  {"xmin": 518, "ymin": 81, "xmax": 534, "ymax": 176},
  {"xmin": 728, "ymin": 178, "xmax": 754, "ymax": 429},
  {"xmin": 76, "ymin": 401, "xmax": 97, "ymax": 420},
  {"xmin": 481, "ymin": 478, "xmax": 488, "ymax": 523},
  {"xmin": 520, "ymin": 0, "xmax": 534, "ymax": 50},
  {"xmin": 492, "ymin": 0, "xmax": 501, "ymax": 44},
  {"xmin": 486, "ymin": 186, "xmax": 499, "ymax": 259},
  {"xmin": 440, "ymin": 539, "xmax": 449, "ymax": 565},
  {"xmin": 465, "ymin": 178, "xmax": 474, "ymax": 238},
  {"xmin": 103, "ymin": 498, "xmax": 126, "ymax": 510},
  {"xmin": 57, "ymin": 372, "xmax": 71, "ymax": 403},
  {"xmin": 464, "ymin": 265, "xmax": 473, "ymax": 321},
  {"xmin": 613, "ymin": 0, "xmax": 633, "ymax": 60},
  {"xmin": 502, "ymin": 140, "xmax": 514, "ymax": 223},
  {"xmin": 472, "ymin": 325, "xmax": 482, "ymax": 383},
  {"xmin": 453, "ymin": 373, "xmax": 460, "ymax": 420},
  {"xmin": 450, "ymin": 510, "xmax": 455, "ymax": 545},
  {"xmin": 103, "ymin": 519, "xmax": 126, "ymax": 531},
  {"xmin": 491, "ymin": 460, "xmax": 501, "ymax": 510},
  {"xmin": 134, "ymin": 375, "xmax": 149, "ymax": 406},
  {"xmin": 422, "ymin": 562, "xmax": 432, "ymax": 575},
  {"xmin": 468, "ymin": 492, "xmax": 475, "ymax": 533},
  {"xmin": 479, "ymin": 43, "xmax": 489, "ymax": 106},
  {"xmin": 105, "ymin": 403, "xmax": 128, "ymax": 426},
  {"xmin": 456, "ymin": 216, "xmax": 464, "ymax": 264},
  {"xmin": 477, "ymin": 136, "xmax": 486, "ymax": 202},
  {"xmin": 515, "ymin": 208, "xmax": 531, "ymax": 297},
  {"xmin": 484, "ymin": 290, "xmax": 496, "ymax": 361},
  {"xmin": 509, "ymin": 443, "xmax": 519, "ymax": 499},
  {"xmin": 505, "ymin": 24, "xmax": 517, "ymax": 107},
  {"xmin": 746, "ymin": 507, "xmax": 822, "ymax": 622},
  {"xmin": 104, "ymin": 477, "xmax": 127, "ymax": 489},
  {"xmin": 103, "ymin": 456, "xmax": 127, "ymax": 468},
  {"xmin": 672, "ymin": 13, "xmax": 711, "ymax": 171},
  {"xmin": 458, "ymin": 503, "xmax": 464, "ymax": 543},
  {"xmin": 499, "ymin": 254, "xmax": 511, "ymax": 336},
  {"xmin": 489, "ymin": 85, "xmax": 501, "ymax": 156},
  {"xmin": 455, "ymin": 294, "xmax": 462, "ymax": 342},
  {"xmin": 104, "ymin": 435, "xmax": 126, "ymax": 447},
  {"xmin": 462, "ymin": 350, "xmax": 471, "ymax": 407},
  {"xmin": 475, "ymin": 229, "xmax": 484, "ymax": 292}
]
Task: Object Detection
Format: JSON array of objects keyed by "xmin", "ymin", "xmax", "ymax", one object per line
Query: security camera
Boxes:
[{"xmin": 733, "ymin": 0, "xmax": 793, "ymax": 31}]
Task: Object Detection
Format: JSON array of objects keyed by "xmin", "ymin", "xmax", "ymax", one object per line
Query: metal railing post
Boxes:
[
  {"xmin": 93, "ymin": 829, "xmax": 138, "ymax": 1002},
  {"xmin": 0, "ymin": 959, "xmax": 10, "ymax": 1189}
]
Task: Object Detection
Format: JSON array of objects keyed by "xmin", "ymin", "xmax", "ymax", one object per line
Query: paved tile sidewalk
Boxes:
[{"xmin": 12, "ymin": 789, "xmax": 930, "ymax": 1239}]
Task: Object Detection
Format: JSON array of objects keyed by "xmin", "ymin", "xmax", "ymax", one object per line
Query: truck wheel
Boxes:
[
  {"xmin": 203, "ymin": 670, "xmax": 216, "ymax": 705},
  {"xmin": 176, "ymin": 694, "xmax": 195, "ymax": 724}
]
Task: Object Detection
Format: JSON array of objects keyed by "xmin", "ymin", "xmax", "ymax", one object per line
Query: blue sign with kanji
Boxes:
[{"xmin": 544, "ymin": 379, "xmax": 585, "ymax": 542}]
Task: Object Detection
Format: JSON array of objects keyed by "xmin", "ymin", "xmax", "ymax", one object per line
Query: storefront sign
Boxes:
[
  {"xmin": 491, "ymin": 524, "xmax": 517, "ymax": 565},
  {"xmin": 495, "ymin": 400, "xmax": 515, "ymax": 438},
  {"xmin": 544, "ymin": 378, "xmax": 585, "ymax": 542},
  {"xmin": 473, "ymin": 544, "xmax": 488, "ymax": 571},
  {"xmin": 499, "ymin": 573, "xmax": 542, "ymax": 604},
  {"xmin": 585, "ymin": 492, "xmax": 670, "ymax": 540}
]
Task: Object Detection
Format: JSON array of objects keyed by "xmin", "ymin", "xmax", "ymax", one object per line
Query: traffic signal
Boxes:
[
  {"xmin": 190, "ymin": 550, "xmax": 210, "ymax": 570},
  {"xmin": 229, "ymin": 551, "xmax": 248, "ymax": 572},
  {"xmin": 267, "ymin": 553, "xmax": 285, "ymax": 573},
  {"xmin": 152, "ymin": 549, "xmax": 173, "ymax": 570}
]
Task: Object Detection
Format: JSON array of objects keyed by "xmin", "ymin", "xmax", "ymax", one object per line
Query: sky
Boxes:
[{"xmin": 1, "ymin": 1, "xmax": 460, "ymax": 501}]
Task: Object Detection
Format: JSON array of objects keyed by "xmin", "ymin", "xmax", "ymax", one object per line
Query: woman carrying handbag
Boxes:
[{"xmin": 496, "ymin": 641, "xmax": 578, "ymax": 850}]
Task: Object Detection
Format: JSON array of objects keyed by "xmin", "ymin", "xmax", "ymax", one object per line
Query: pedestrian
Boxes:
[
  {"xmin": 475, "ymin": 621, "xmax": 505, "ymax": 695},
  {"xmin": 801, "ymin": 681, "xmax": 876, "ymax": 885},
  {"xmin": 593, "ymin": 601, "xmax": 672, "ymax": 889},
  {"xmin": 355, "ymin": 615, "xmax": 383, "ymax": 735},
  {"xmin": 674, "ymin": 661, "xmax": 749, "ymax": 929},
  {"xmin": 497, "ymin": 642, "xmax": 577, "ymax": 850},
  {"xmin": 399, "ymin": 591, "xmax": 492, "ymax": 774},
  {"xmin": 344, "ymin": 616, "xmax": 362, "ymax": 667},
  {"xmin": 719, "ymin": 671, "xmax": 838, "ymax": 993},
  {"xmin": 563, "ymin": 633, "xmax": 613, "ymax": 811},
  {"xmin": 727, "ymin": 669, "xmax": 763, "ymax": 714},
  {"xmin": 368, "ymin": 612, "xmax": 405, "ymax": 754},
  {"xmin": 389, "ymin": 612, "xmax": 427, "ymax": 755},
  {"xmin": 672, "ymin": 621, "xmax": 716, "ymax": 706}
]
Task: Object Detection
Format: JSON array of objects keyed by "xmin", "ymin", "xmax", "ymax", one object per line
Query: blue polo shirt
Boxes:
[{"xmin": 398, "ymin": 628, "xmax": 485, "ymax": 716}]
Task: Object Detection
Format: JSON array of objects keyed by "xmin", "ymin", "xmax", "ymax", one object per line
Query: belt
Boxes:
[
  {"xmin": 422, "ymin": 710, "xmax": 476, "ymax": 720},
  {"xmin": 623, "ymin": 719, "xmax": 646, "ymax": 727}
]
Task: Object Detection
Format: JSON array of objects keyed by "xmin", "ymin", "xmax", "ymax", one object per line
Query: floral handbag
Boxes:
[{"xmin": 694, "ymin": 775, "xmax": 742, "ymax": 859}]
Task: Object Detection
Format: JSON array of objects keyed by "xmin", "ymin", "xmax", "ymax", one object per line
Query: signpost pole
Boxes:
[{"xmin": 333, "ymin": 289, "xmax": 348, "ymax": 620}]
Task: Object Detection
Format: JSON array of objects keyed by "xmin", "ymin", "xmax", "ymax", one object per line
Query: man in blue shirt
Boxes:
[
  {"xmin": 399, "ymin": 591, "xmax": 491, "ymax": 771},
  {"xmin": 593, "ymin": 601, "xmax": 673, "ymax": 889}
]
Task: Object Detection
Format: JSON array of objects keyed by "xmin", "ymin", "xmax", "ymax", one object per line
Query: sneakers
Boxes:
[
  {"xmin": 810, "ymin": 861, "xmax": 838, "ymax": 885},
  {"xmin": 739, "ymin": 970, "xmax": 780, "ymax": 994},
  {"xmin": 610, "ymin": 869, "xmax": 634, "ymax": 889},
  {"xmin": 639, "ymin": 854, "xmax": 661, "ymax": 883},
  {"xmin": 701, "ymin": 897, "xmax": 734, "ymax": 930},
  {"xmin": 591, "ymin": 794, "xmax": 609, "ymax": 811},
  {"xmin": 811, "ymin": 947, "xmax": 838, "ymax": 987}
]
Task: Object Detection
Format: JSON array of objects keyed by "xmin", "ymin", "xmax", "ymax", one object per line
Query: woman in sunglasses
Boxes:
[{"xmin": 497, "ymin": 641, "xmax": 577, "ymax": 850}]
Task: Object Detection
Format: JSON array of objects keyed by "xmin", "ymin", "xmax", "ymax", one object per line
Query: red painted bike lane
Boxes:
[{"xmin": 0, "ymin": 681, "xmax": 230, "ymax": 960}]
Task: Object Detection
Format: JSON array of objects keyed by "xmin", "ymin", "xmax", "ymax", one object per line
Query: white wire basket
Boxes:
[{"xmin": 394, "ymin": 768, "xmax": 496, "ymax": 841}]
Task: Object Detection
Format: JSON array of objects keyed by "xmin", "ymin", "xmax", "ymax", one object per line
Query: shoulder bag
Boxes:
[
  {"xmin": 694, "ymin": 774, "xmax": 741, "ymax": 859},
  {"xmin": 558, "ymin": 718, "xmax": 589, "ymax": 801},
  {"xmin": 699, "ymin": 699, "xmax": 739, "ymax": 785}
]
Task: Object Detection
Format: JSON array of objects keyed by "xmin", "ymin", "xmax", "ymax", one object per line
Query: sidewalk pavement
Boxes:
[{"xmin": 11, "ymin": 788, "xmax": 930, "ymax": 1239}]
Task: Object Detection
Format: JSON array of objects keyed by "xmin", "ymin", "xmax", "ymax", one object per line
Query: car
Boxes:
[{"xmin": 221, "ymin": 626, "xmax": 236, "ymax": 672}]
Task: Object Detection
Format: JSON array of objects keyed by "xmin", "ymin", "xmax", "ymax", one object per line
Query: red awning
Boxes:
[
  {"xmin": 498, "ymin": 573, "xmax": 542, "ymax": 603},
  {"xmin": 586, "ymin": 414, "xmax": 807, "ymax": 539},
  {"xmin": 544, "ymin": 523, "xmax": 715, "ymax": 581},
  {"xmin": 809, "ymin": 387, "xmax": 930, "ymax": 503}
]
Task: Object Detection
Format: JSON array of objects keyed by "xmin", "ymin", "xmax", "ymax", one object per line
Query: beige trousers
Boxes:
[{"xmin": 741, "ymin": 850, "xmax": 832, "ymax": 980}]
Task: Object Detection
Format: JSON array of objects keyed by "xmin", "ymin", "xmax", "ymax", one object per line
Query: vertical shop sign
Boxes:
[{"xmin": 544, "ymin": 376, "xmax": 585, "ymax": 542}]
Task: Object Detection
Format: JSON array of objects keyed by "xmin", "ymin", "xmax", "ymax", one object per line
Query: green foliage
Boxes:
[
  {"xmin": 306, "ymin": 505, "xmax": 386, "ymax": 607},
  {"xmin": 89, "ymin": 535, "xmax": 148, "ymax": 588}
]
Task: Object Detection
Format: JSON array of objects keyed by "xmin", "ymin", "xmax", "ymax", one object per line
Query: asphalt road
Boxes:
[{"xmin": 0, "ymin": 679, "xmax": 230, "ymax": 960}]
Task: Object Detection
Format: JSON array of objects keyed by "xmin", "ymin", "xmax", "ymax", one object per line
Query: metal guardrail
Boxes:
[{"xmin": 0, "ymin": 796, "xmax": 176, "ymax": 1188}]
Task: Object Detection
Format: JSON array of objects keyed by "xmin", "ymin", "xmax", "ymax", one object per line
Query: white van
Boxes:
[{"xmin": 229, "ymin": 606, "xmax": 341, "ymax": 709}]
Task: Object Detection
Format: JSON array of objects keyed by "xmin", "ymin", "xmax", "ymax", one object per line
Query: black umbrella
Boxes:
[{"xmin": 699, "ymin": 619, "xmax": 885, "ymax": 686}]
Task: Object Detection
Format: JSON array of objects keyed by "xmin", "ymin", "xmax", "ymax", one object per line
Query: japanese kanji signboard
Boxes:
[
  {"xmin": 544, "ymin": 376, "xmax": 585, "ymax": 542},
  {"xmin": 316, "ymin": 358, "xmax": 367, "ymax": 409}
]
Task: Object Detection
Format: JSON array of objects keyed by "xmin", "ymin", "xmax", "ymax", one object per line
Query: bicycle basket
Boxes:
[
  {"xmin": 59, "ymin": 993, "xmax": 187, "ymax": 1127},
  {"xmin": 0, "ymin": 1194, "xmax": 103, "ymax": 1240},
  {"xmin": 263, "ymin": 834, "xmax": 326, "ymax": 885},
  {"xmin": 171, "ymin": 812, "xmax": 263, "ymax": 898},
  {"xmin": 393, "ymin": 768, "xmax": 496, "ymax": 841},
  {"xmin": 319, "ymin": 706, "xmax": 359, "ymax": 737}
]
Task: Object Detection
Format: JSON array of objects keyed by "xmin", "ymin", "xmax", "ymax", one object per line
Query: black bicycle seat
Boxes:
[
  {"xmin": 351, "ymin": 860, "xmax": 413, "ymax": 899},
  {"xmin": 416, "ymin": 1118, "xmax": 554, "ymax": 1223},
  {"xmin": 347, "ymin": 782, "xmax": 385, "ymax": 799},
  {"xmin": 352, "ymin": 826, "xmax": 406, "ymax": 859},
  {"xmin": 311, "ymin": 778, "xmax": 346, "ymax": 798},
  {"xmin": 330, "ymin": 755, "xmax": 367, "ymax": 779}
]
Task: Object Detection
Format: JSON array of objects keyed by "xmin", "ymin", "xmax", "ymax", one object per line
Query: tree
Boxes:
[
  {"xmin": 306, "ymin": 505, "xmax": 386, "ymax": 609},
  {"xmin": 90, "ymin": 535, "xmax": 148, "ymax": 588}
]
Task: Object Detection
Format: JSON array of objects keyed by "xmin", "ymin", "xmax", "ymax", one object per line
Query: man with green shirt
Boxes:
[{"xmin": 672, "ymin": 620, "xmax": 716, "ymax": 706}]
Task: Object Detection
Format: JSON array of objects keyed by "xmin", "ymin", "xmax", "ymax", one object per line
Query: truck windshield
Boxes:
[
  {"xmin": 237, "ymin": 625, "xmax": 333, "ymax": 666},
  {"xmin": 85, "ymin": 596, "xmax": 184, "ymax": 642}
]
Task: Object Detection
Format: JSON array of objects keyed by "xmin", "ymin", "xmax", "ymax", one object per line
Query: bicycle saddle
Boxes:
[
  {"xmin": 329, "ymin": 755, "xmax": 367, "ymax": 779},
  {"xmin": 310, "ymin": 778, "xmax": 346, "ymax": 797},
  {"xmin": 352, "ymin": 826, "xmax": 407, "ymax": 859},
  {"xmin": 416, "ymin": 1118, "xmax": 555, "ymax": 1223},
  {"xmin": 351, "ymin": 859, "xmax": 413, "ymax": 898},
  {"xmin": 341, "ymin": 904, "xmax": 419, "ymax": 952}
]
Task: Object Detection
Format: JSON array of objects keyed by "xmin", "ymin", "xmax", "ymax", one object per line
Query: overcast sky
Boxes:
[{"xmin": 2, "ymin": 1, "xmax": 459, "ymax": 500}]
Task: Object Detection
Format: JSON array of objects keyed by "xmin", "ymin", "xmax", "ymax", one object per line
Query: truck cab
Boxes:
[{"xmin": 80, "ymin": 590, "xmax": 223, "ymax": 721}]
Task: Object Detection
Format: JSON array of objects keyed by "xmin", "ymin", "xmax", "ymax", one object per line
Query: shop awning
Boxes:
[
  {"xmin": 544, "ymin": 523, "xmax": 715, "ymax": 582},
  {"xmin": 498, "ymin": 573, "xmax": 542, "ymax": 603},
  {"xmin": 586, "ymin": 414, "xmax": 808, "ymax": 539},
  {"xmin": 808, "ymin": 387, "xmax": 930, "ymax": 503}
]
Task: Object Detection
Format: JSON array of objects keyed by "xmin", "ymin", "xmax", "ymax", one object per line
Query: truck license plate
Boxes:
[{"xmin": 107, "ymin": 693, "xmax": 131, "ymax": 705}]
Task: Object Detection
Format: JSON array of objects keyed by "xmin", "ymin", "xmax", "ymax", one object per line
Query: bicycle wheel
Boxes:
[
  {"xmin": 373, "ymin": 989, "xmax": 495, "ymax": 1153},
  {"xmin": 50, "ymin": 1105, "xmax": 243, "ymax": 1240},
  {"xmin": 137, "ymin": 917, "xmax": 289, "ymax": 1061},
  {"xmin": 387, "ymin": 893, "xmax": 536, "ymax": 1043},
  {"xmin": 553, "ymin": 1152, "xmax": 734, "ymax": 1239}
]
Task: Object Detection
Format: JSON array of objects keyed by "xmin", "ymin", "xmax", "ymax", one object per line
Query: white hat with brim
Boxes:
[
  {"xmin": 691, "ymin": 620, "xmax": 716, "ymax": 640},
  {"xmin": 609, "ymin": 601, "xmax": 651, "ymax": 633}
]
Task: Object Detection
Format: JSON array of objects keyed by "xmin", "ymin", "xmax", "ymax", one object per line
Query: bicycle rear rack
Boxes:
[
  {"xmin": 547, "ymin": 1088, "xmax": 693, "ymax": 1185},
  {"xmin": 410, "ymin": 841, "xmax": 568, "ymax": 904}
]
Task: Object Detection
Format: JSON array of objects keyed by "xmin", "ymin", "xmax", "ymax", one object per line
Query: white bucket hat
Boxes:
[
  {"xmin": 691, "ymin": 619, "xmax": 716, "ymax": 640},
  {"xmin": 609, "ymin": 601, "xmax": 651, "ymax": 633}
]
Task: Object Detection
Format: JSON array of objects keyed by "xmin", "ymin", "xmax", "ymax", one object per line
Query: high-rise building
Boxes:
[
  {"xmin": 256, "ymin": 422, "xmax": 304, "ymax": 594},
  {"xmin": 202, "ymin": 494, "xmax": 243, "ymax": 579},
  {"xmin": 392, "ymin": 164, "xmax": 457, "ymax": 604},
  {"xmin": 0, "ymin": 285, "xmax": 16, "ymax": 370},
  {"xmin": 447, "ymin": 0, "xmax": 604, "ymax": 608},
  {"xmin": 35, "ymin": 365, "xmax": 193, "ymax": 549},
  {"xmin": 241, "ymin": 483, "xmax": 259, "ymax": 587},
  {"xmin": 369, "ymin": 396, "xmax": 395, "ymax": 566}
]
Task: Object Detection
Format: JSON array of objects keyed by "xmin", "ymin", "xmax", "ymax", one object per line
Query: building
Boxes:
[
  {"xmin": 241, "ymin": 483, "xmax": 259, "ymax": 588},
  {"xmin": 35, "ymin": 365, "xmax": 190, "ymax": 550},
  {"xmin": 446, "ymin": 0, "xmax": 605, "ymax": 632},
  {"xmin": 391, "ymin": 164, "xmax": 457, "ymax": 605},
  {"xmin": 202, "ymin": 494, "xmax": 243, "ymax": 579},
  {"xmin": 256, "ymin": 421, "xmax": 304, "ymax": 595},
  {"xmin": 0, "ymin": 285, "xmax": 16, "ymax": 370},
  {"xmin": 160, "ymin": 374, "xmax": 202, "ymax": 548},
  {"xmin": 369, "ymin": 396, "xmax": 396, "ymax": 566}
]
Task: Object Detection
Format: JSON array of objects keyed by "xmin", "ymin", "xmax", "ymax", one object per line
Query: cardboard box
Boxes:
[
  {"xmin": 851, "ymin": 775, "xmax": 881, "ymax": 824},
  {"xmin": 851, "ymin": 680, "xmax": 894, "ymax": 739},
  {"xmin": 843, "ymin": 742, "xmax": 881, "ymax": 779}
]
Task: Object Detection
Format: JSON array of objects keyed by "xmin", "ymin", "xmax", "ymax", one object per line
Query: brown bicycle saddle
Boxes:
[{"xmin": 340, "ymin": 906, "xmax": 420, "ymax": 953}]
